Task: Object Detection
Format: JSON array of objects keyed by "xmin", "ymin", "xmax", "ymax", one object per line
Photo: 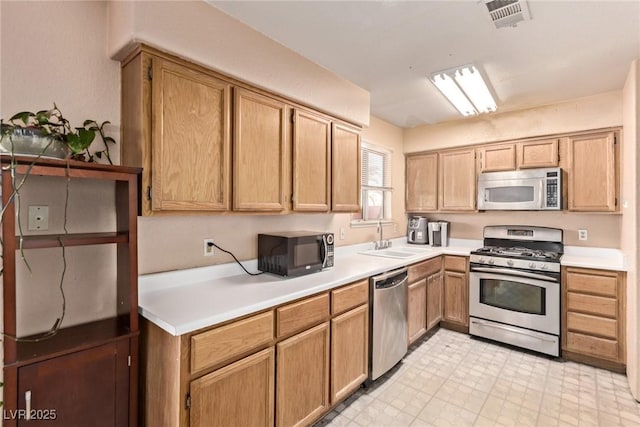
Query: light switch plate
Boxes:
[{"xmin": 28, "ymin": 205, "xmax": 49, "ymax": 231}]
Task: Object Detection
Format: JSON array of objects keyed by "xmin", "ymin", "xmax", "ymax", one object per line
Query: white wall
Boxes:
[
  {"xmin": 107, "ymin": 0, "xmax": 370, "ymax": 127},
  {"xmin": 622, "ymin": 60, "xmax": 639, "ymax": 400}
]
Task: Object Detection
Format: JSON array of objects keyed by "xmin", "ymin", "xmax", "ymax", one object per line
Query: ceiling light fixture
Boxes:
[{"xmin": 430, "ymin": 65, "xmax": 497, "ymax": 116}]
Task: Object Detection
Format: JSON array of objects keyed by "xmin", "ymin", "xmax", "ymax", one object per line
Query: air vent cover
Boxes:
[{"xmin": 484, "ymin": 0, "xmax": 531, "ymax": 28}]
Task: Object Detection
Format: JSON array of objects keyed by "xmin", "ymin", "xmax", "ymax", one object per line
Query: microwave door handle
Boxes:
[
  {"xmin": 484, "ymin": 189, "xmax": 489, "ymax": 202},
  {"xmin": 320, "ymin": 236, "xmax": 328, "ymax": 266}
]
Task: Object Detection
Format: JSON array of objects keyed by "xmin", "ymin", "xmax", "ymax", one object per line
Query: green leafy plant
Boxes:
[{"xmin": 1, "ymin": 103, "xmax": 115, "ymax": 164}]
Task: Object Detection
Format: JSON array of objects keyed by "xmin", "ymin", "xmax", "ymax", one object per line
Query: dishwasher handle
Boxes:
[{"xmin": 373, "ymin": 267, "xmax": 408, "ymax": 290}]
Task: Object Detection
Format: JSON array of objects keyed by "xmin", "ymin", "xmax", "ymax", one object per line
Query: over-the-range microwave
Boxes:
[
  {"xmin": 477, "ymin": 167, "xmax": 561, "ymax": 211},
  {"xmin": 258, "ymin": 231, "xmax": 334, "ymax": 277}
]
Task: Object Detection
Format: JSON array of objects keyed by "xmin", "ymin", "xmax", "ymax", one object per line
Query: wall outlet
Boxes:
[
  {"xmin": 339, "ymin": 227, "xmax": 345, "ymax": 240},
  {"xmin": 578, "ymin": 229, "xmax": 588, "ymax": 241},
  {"xmin": 28, "ymin": 205, "xmax": 49, "ymax": 231},
  {"xmin": 204, "ymin": 239, "xmax": 215, "ymax": 256},
  {"xmin": 393, "ymin": 223, "xmax": 398, "ymax": 233}
]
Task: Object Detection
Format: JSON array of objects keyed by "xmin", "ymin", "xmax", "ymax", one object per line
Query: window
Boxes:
[{"xmin": 353, "ymin": 141, "xmax": 392, "ymax": 222}]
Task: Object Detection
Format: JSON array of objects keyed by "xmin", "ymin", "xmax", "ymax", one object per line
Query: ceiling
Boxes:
[{"xmin": 209, "ymin": 0, "xmax": 640, "ymax": 128}]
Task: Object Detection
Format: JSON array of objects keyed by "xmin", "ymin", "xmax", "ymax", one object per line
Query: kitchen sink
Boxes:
[{"xmin": 359, "ymin": 248, "xmax": 420, "ymax": 259}]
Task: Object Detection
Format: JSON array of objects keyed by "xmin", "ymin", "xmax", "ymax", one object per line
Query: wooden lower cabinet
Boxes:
[
  {"xmin": 562, "ymin": 267, "xmax": 626, "ymax": 371},
  {"xmin": 426, "ymin": 272, "xmax": 443, "ymax": 331},
  {"xmin": 16, "ymin": 340, "xmax": 131, "ymax": 427},
  {"xmin": 442, "ymin": 256, "xmax": 469, "ymax": 332},
  {"xmin": 408, "ymin": 279, "xmax": 428, "ymax": 344},
  {"xmin": 276, "ymin": 322, "xmax": 330, "ymax": 427},
  {"xmin": 331, "ymin": 305, "xmax": 369, "ymax": 403},
  {"xmin": 190, "ymin": 348, "xmax": 274, "ymax": 427}
]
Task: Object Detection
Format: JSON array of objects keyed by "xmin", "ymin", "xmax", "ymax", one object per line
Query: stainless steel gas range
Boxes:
[{"xmin": 469, "ymin": 225, "xmax": 563, "ymax": 357}]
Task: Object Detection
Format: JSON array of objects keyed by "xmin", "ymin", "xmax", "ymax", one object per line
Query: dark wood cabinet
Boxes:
[{"xmin": 1, "ymin": 157, "xmax": 140, "ymax": 427}]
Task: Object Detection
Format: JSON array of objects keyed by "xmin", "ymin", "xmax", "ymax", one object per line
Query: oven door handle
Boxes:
[
  {"xmin": 471, "ymin": 266, "xmax": 559, "ymax": 283},
  {"xmin": 471, "ymin": 319, "xmax": 558, "ymax": 343}
]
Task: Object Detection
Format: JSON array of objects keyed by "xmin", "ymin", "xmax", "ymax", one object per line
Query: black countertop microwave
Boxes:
[{"xmin": 258, "ymin": 231, "xmax": 334, "ymax": 277}]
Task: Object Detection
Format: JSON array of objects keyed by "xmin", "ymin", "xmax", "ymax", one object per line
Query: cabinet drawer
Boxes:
[
  {"xmin": 277, "ymin": 293, "xmax": 330, "ymax": 338},
  {"xmin": 331, "ymin": 280, "xmax": 369, "ymax": 315},
  {"xmin": 567, "ymin": 292, "xmax": 617, "ymax": 318},
  {"xmin": 191, "ymin": 311, "xmax": 274, "ymax": 373},
  {"xmin": 567, "ymin": 312, "xmax": 617, "ymax": 339},
  {"xmin": 408, "ymin": 257, "xmax": 442, "ymax": 283},
  {"xmin": 566, "ymin": 269, "xmax": 618, "ymax": 297},
  {"xmin": 566, "ymin": 331, "xmax": 619, "ymax": 361},
  {"xmin": 443, "ymin": 256, "xmax": 466, "ymax": 272}
]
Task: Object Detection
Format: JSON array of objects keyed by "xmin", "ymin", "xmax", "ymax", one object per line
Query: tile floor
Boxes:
[{"xmin": 314, "ymin": 328, "xmax": 640, "ymax": 427}]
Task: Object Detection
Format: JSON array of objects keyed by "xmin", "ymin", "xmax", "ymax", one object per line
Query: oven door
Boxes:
[{"xmin": 469, "ymin": 267, "xmax": 559, "ymax": 335}]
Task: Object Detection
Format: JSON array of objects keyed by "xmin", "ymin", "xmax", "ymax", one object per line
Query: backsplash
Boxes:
[
  {"xmin": 425, "ymin": 211, "xmax": 621, "ymax": 248},
  {"xmin": 137, "ymin": 213, "xmax": 408, "ymax": 275}
]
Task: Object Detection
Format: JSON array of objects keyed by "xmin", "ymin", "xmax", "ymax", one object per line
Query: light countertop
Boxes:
[{"xmin": 138, "ymin": 238, "xmax": 626, "ymax": 336}]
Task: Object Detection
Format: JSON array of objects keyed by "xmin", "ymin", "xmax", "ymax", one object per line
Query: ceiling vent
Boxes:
[{"xmin": 484, "ymin": 0, "xmax": 531, "ymax": 28}]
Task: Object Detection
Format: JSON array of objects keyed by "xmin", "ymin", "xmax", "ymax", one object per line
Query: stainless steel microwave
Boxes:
[
  {"xmin": 258, "ymin": 231, "xmax": 334, "ymax": 277},
  {"xmin": 477, "ymin": 167, "xmax": 561, "ymax": 211}
]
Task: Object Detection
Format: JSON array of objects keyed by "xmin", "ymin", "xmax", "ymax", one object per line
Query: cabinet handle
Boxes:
[{"xmin": 25, "ymin": 390, "xmax": 31, "ymax": 420}]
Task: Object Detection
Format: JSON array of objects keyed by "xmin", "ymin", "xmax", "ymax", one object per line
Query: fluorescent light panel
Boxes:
[{"xmin": 430, "ymin": 65, "xmax": 496, "ymax": 116}]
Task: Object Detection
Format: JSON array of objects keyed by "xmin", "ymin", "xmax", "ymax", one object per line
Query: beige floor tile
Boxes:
[{"xmin": 316, "ymin": 329, "xmax": 640, "ymax": 427}]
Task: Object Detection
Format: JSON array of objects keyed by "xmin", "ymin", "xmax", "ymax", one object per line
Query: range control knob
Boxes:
[
  {"xmin": 541, "ymin": 264, "xmax": 549, "ymax": 270},
  {"xmin": 507, "ymin": 260, "xmax": 514, "ymax": 267},
  {"xmin": 528, "ymin": 262, "xmax": 536, "ymax": 269},
  {"xmin": 488, "ymin": 259, "xmax": 495, "ymax": 265},
  {"xmin": 478, "ymin": 258, "xmax": 486, "ymax": 263}
]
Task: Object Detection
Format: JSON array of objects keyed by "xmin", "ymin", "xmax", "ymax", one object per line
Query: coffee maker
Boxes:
[
  {"xmin": 428, "ymin": 221, "xmax": 450, "ymax": 247},
  {"xmin": 407, "ymin": 216, "xmax": 429, "ymax": 244}
]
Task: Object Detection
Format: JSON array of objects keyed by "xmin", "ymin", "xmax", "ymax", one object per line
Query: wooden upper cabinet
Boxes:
[
  {"xmin": 439, "ymin": 148, "xmax": 476, "ymax": 211},
  {"xmin": 406, "ymin": 153, "xmax": 438, "ymax": 212},
  {"xmin": 478, "ymin": 144, "xmax": 516, "ymax": 172},
  {"xmin": 234, "ymin": 88, "xmax": 287, "ymax": 211},
  {"xmin": 151, "ymin": 58, "xmax": 232, "ymax": 212},
  {"xmin": 517, "ymin": 138, "xmax": 559, "ymax": 169},
  {"xmin": 567, "ymin": 131, "xmax": 617, "ymax": 212},
  {"xmin": 129, "ymin": 55, "xmax": 232, "ymax": 213},
  {"xmin": 292, "ymin": 109, "xmax": 331, "ymax": 212},
  {"xmin": 331, "ymin": 123, "xmax": 361, "ymax": 212}
]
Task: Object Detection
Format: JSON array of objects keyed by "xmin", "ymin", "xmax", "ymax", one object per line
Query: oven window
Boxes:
[
  {"xmin": 294, "ymin": 242, "xmax": 320, "ymax": 267},
  {"xmin": 480, "ymin": 278, "xmax": 545, "ymax": 315},
  {"xmin": 487, "ymin": 186, "xmax": 534, "ymax": 203}
]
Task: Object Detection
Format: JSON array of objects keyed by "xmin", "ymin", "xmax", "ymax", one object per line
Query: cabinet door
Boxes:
[
  {"xmin": 443, "ymin": 270, "xmax": 468, "ymax": 327},
  {"xmin": 190, "ymin": 348, "xmax": 274, "ymax": 427},
  {"xmin": 17, "ymin": 340, "xmax": 130, "ymax": 427},
  {"xmin": 407, "ymin": 279, "xmax": 427, "ymax": 344},
  {"xmin": 276, "ymin": 322, "xmax": 330, "ymax": 427},
  {"xmin": 567, "ymin": 132, "xmax": 617, "ymax": 212},
  {"xmin": 292, "ymin": 109, "xmax": 331, "ymax": 212},
  {"xmin": 478, "ymin": 144, "xmax": 516, "ymax": 172},
  {"xmin": 439, "ymin": 148, "xmax": 476, "ymax": 211},
  {"xmin": 406, "ymin": 153, "xmax": 438, "ymax": 212},
  {"xmin": 234, "ymin": 88, "xmax": 287, "ymax": 211},
  {"xmin": 151, "ymin": 57, "xmax": 231, "ymax": 211},
  {"xmin": 331, "ymin": 123, "xmax": 361, "ymax": 212},
  {"xmin": 331, "ymin": 305, "xmax": 368, "ymax": 403},
  {"xmin": 517, "ymin": 139, "xmax": 559, "ymax": 169},
  {"xmin": 427, "ymin": 272, "xmax": 443, "ymax": 331},
  {"xmin": 562, "ymin": 267, "xmax": 625, "ymax": 365}
]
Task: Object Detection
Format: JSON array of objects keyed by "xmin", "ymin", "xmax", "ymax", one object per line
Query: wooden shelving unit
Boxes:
[{"xmin": 1, "ymin": 156, "xmax": 141, "ymax": 427}]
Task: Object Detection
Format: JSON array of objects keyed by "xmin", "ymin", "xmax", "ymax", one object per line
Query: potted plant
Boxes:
[{"xmin": 0, "ymin": 103, "xmax": 115, "ymax": 164}]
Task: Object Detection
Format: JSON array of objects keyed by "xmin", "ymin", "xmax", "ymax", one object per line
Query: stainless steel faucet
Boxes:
[{"xmin": 374, "ymin": 220, "xmax": 391, "ymax": 250}]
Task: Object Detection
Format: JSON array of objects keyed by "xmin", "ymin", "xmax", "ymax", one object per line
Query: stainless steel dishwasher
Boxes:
[{"xmin": 369, "ymin": 266, "xmax": 408, "ymax": 381}]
